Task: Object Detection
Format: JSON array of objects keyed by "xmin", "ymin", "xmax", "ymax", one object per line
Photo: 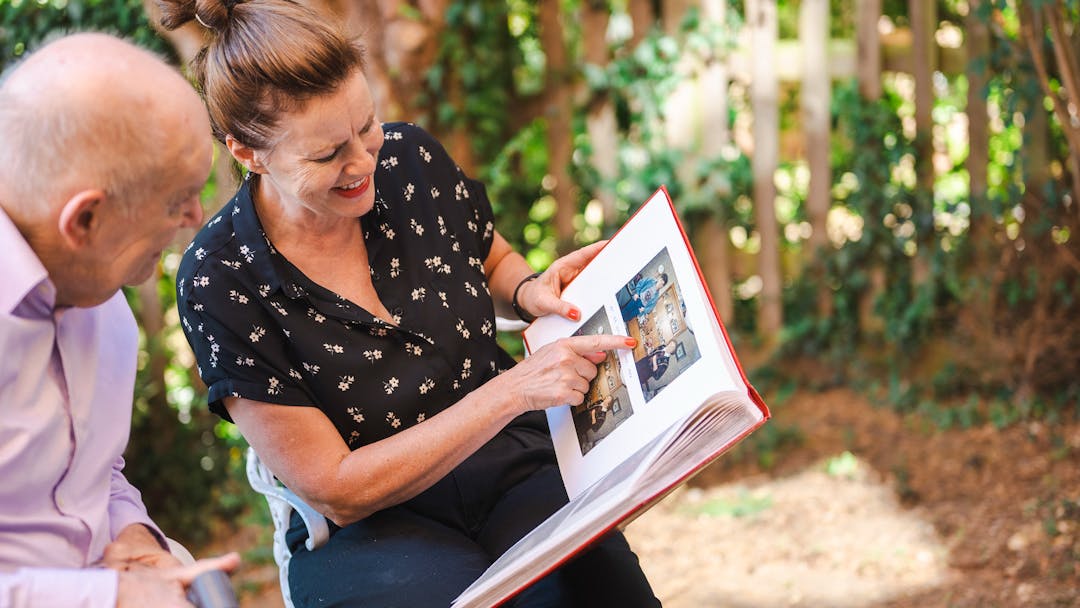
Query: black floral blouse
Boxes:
[{"xmin": 177, "ymin": 123, "xmax": 518, "ymax": 447}]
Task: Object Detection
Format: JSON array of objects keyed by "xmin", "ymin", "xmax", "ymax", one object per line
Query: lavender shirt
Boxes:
[{"xmin": 0, "ymin": 207, "xmax": 162, "ymax": 607}]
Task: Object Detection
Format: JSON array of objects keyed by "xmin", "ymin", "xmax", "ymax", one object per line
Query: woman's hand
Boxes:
[
  {"xmin": 497, "ymin": 332, "xmax": 635, "ymax": 413},
  {"xmin": 515, "ymin": 241, "xmax": 608, "ymax": 322}
]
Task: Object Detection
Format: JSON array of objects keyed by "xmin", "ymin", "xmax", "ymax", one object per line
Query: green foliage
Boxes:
[{"xmin": 0, "ymin": 0, "xmax": 169, "ymax": 64}]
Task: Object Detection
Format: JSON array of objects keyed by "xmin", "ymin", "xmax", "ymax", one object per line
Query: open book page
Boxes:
[
  {"xmin": 451, "ymin": 391, "xmax": 762, "ymax": 608},
  {"xmin": 525, "ymin": 187, "xmax": 752, "ymax": 499}
]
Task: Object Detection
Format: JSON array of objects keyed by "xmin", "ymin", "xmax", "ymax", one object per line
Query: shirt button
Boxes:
[{"xmin": 392, "ymin": 307, "xmax": 403, "ymax": 316}]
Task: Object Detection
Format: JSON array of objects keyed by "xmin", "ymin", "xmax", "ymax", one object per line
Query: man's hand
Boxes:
[
  {"xmin": 101, "ymin": 524, "xmax": 180, "ymax": 571},
  {"xmin": 116, "ymin": 553, "xmax": 241, "ymax": 608}
]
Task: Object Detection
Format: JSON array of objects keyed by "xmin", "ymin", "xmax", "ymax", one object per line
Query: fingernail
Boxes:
[
  {"xmin": 625, "ymin": 337, "xmax": 637, "ymax": 347},
  {"xmin": 568, "ymin": 309, "xmax": 581, "ymax": 321}
]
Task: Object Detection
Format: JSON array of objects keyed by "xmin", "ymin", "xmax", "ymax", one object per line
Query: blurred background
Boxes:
[{"xmin": 2, "ymin": 0, "xmax": 1077, "ymax": 605}]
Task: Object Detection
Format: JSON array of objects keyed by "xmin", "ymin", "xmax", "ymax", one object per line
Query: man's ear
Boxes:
[
  {"xmin": 56, "ymin": 189, "xmax": 107, "ymax": 250},
  {"xmin": 225, "ymin": 135, "xmax": 267, "ymax": 174}
]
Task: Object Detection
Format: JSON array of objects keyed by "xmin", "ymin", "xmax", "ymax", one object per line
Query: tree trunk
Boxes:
[
  {"xmin": 966, "ymin": 1, "xmax": 990, "ymax": 243},
  {"xmin": 747, "ymin": 0, "xmax": 783, "ymax": 342},
  {"xmin": 582, "ymin": 2, "xmax": 618, "ymax": 228},
  {"xmin": 698, "ymin": 0, "xmax": 735, "ymax": 326},
  {"xmin": 628, "ymin": 0, "xmax": 656, "ymax": 48},
  {"xmin": 856, "ymin": 0, "xmax": 882, "ymax": 100},
  {"xmin": 801, "ymin": 0, "xmax": 832, "ymax": 317},
  {"xmin": 909, "ymin": 0, "xmax": 937, "ymax": 285},
  {"xmin": 539, "ymin": 0, "xmax": 576, "ymax": 254}
]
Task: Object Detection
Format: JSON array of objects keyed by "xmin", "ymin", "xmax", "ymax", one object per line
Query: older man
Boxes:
[{"xmin": 0, "ymin": 34, "xmax": 238, "ymax": 607}]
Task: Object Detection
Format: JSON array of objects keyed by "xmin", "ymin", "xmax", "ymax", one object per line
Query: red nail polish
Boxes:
[
  {"xmin": 568, "ymin": 309, "xmax": 581, "ymax": 321},
  {"xmin": 625, "ymin": 337, "xmax": 637, "ymax": 347}
]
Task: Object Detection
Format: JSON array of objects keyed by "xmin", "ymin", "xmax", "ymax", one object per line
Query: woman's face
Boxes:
[{"xmin": 254, "ymin": 70, "xmax": 384, "ymax": 221}]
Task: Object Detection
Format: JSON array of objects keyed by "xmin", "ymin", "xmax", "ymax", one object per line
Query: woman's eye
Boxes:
[{"xmin": 313, "ymin": 149, "xmax": 340, "ymax": 163}]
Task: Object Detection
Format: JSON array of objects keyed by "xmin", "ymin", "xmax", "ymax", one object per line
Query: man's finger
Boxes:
[{"xmin": 171, "ymin": 553, "xmax": 241, "ymax": 586}]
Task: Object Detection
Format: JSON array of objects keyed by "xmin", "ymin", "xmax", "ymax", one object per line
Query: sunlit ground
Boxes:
[{"xmin": 626, "ymin": 454, "xmax": 951, "ymax": 607}]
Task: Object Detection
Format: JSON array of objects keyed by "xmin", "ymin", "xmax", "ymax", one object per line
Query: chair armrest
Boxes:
[{"xmin": 245, "ymin": 447, "xmax": 330, "ymax": 551}]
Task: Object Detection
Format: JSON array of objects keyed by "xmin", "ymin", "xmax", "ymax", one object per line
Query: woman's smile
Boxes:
[{"xmin": 333, "ymin": 175, "xmax": 371, "ymax": 199}]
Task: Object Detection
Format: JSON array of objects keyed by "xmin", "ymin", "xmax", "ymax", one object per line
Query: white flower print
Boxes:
[
  {"xmin": 193, "ymin": 303, "xmax": 204, "ymax": 312},
  {"xmin": 380, "ymin": 156, "xmax": 399, "ymax": 170},
  {"xmin": 481, "ymin": 320, "xmax": 493, "ymax": 336},
  {"xmin": 461, "ymin": 358, "xmax": 472, "ymax": 380},
  {"xmin": 385, "ymin": 130, "xmax": 403, "ymax": 141},
  {"xmin": 452, "ymin": 380, "xmax": 461, "ymax": 390},
  {"xmin": 430, "ymin": 186, "xmax": 440, "ymax": 199},
  {"xmin": 363, "ymin": 349, "xmax": 383, "ymax": 362},
  {"xmin": 208, "ymin": 216, "xmax": 222, "ymax": 227},
  {"xmin": 386, "ymin": 412, "xmax": 401, "ymax": 429},
  {"xmin": 392, "ymin": 312, "xmax": 402, "ymax": 324},
  {"xmin": 455, "ymin": 181, "xmax": 468, "ymax": 200},
  {"xmin": 464, "ymin": 282, "xmax": 478, "ymax": 297},
  {"xmin": 455, "ymin": 320, "xmax": 470, "ymax": 340},
  {"xmin": 195, "ymin": 247, "xmax": 207, "ymax": 260},
  {"xmin": 348, "ymin": 431, "xmax": 361, "ymax": 447},
  {"xmin": 411, "ymin": 218, "xmax": 424, "ymax": 236},
  {"xmin": 271, "ymin": 301, "xmax": 288, "ymax": 316},
  {"xmin": 369, "ymin": 326, "xmax": 390, "ymax": 337},
  {"xmin": 236, "ymin": 356, "xmax": 255, "ymax": 367},
  {"xmin": 229, "ymin": 290, "xmax": 249, "ymax": 304},
  {"xmin": 307, "ymin": 308, "xmax": 326, "ymax": 323},
  {"xmin": 418, "ymin": 146, "xmax": 432, "ymax": 162},
  {"xmin": 438, "ymin": 291, "xmax": 448, "ymax": 308},
  {"xmin": 194, "ymin": 275, "xmax": 210, "ymax": 287},
  {"xmin": 418, "ymin": 378, "xmax": 435, "ymax": 395},
  {"xmin": 416, "ymin": 413, "xmax": 426, "ymax": 423},
  {"xmin": 437, "ymin": 216, "xmax": 447, "ymax": 235},
  {"xmin": 249, "ymin": 326, "xmax": 266, "ymax": 342},
  {"xmin": 324, "ymin": 343, "xmax": 345, "ymax": 354},
  {"xmin": 302, "ymin": 362, "xmax": 321, "ymax": 375},
  {"xmin": 383, "ymin": 377, "xmax": 399, "ymax": 395},
  {"xmin": 221, "ymin": 259, "xmax": 242, "ymax": 270},
  {"xmin": 390, "ymin": 257, "xmax": 402, "ymax": 278},
  {"xmin": 239, "ymin": 245, "xmax": 254, "ymax": 263},
  {"xmin": 467, "ymin": 220, "xmax": 477, "ymax": 233},
  {"xmin": 338, "ymin": 375, "xmax": 355, "ymax": 391},
  {"xmin": 259, "ymin": 284, "xmax": 271, "ymax": 297},
  {"xmin": 451, "ymin": 241, "xmax": 461, "ymax": 252},
  {"xmin": 347, "ymin": 407, "xmax": 365, "ymax": 424},
  {"xmin": 405, "ymin": 342, "xmax": 423, "ymax": 356},
  {"xmin": 267, "ymin": 377, "xmax": 282, "ymax": 396},
  {"xmin": 483, "ymin": 221, "xmax": 494, "ymax": 240},
  {"xmin": 381, "ymin": 223, "xmax": 396, "ymax": 240},
  {"xmin": 424, "ymin": 256, "xmax": 443, "ymax": 271},
  {"xmin": 289, "ymin": 369, "xmax": 303, "ymax": 380},
  {"xmin": 411, "ymin": 287, "xmax": 427, "ymax": 301},
  {"xmin": 468, "ymin": 256, "xmax": 483, "ymax": 271},
  {"xmin": 403, "ymin": 183, "xmax": 415, "ymax": 202}
]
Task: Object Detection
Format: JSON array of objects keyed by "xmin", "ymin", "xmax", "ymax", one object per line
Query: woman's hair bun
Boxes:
[{"xmin": 157, "ymin": 0, "xmax": 241, "ymax": 33}]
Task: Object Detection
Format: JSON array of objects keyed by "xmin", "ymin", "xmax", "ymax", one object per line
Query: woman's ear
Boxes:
[
  {"xmin": 225, "ymin": 134, "xmax": 267, "ymax": 174},
  {"xmin": 56, "ymin": 189, "xmax": 106, "ymax": 250}
]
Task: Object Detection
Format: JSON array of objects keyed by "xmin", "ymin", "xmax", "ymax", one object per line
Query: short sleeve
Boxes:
[
  {"xmin": 178, "ymin": 274, "xmax": 314, "ymax": 420},
  {"xmin": 458, "ymin": 172, "xmax": 497, "ymax": 261}
]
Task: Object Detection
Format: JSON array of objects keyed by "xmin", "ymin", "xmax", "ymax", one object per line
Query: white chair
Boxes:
[
  {"xmin": 245, "ymin": 447, "xmax": 329, "ymax": 608},
  {"xmin": 245, "ymin": 316, "xmax": 527, "ymax": 606}
]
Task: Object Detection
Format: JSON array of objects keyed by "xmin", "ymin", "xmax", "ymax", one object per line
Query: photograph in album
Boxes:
[
  {"xmin": 617, "ymin": 247, "xmax": 702, "ymax": 403},
  {"xmin": 570, "ymin": 309, "xmax": 634, "ymax": 455}
]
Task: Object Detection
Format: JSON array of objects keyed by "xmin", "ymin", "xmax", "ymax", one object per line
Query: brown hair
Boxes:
[{"xmin": 156, "ymin": 0, "xmax": 365, "ymax": 150}]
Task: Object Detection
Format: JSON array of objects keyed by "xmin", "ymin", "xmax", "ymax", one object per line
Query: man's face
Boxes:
[{"xmin": 96, "ymin": 130, "xmax": 212, "ymax": 292}]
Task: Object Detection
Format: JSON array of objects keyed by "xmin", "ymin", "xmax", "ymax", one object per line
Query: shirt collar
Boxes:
[
  {"xmin": 229, "ymin": 175, "xmax": 390, "ymax": 300},
  {"xmin": 0, "ymin": 205, "xmax": 55, "ymax": 317}
]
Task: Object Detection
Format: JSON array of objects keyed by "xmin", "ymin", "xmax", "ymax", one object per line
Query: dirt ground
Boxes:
[{"xmin": 222, "ymin": 387, "xmax": 1080, "ymax": 607}]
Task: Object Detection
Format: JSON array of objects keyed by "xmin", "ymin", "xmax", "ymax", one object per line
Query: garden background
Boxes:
[{"xmin": 2, "ymin": 0, "xmax": 1077, "ymax": 605}]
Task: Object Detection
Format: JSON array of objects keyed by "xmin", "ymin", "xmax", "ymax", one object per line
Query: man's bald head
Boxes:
[
  {"xmin": 0, "ymin": 33, "xmax": 209, "ymax": 220},
  {"xmin": 0, "ymin": 33, "xmax": 212, "ymax": 308}
]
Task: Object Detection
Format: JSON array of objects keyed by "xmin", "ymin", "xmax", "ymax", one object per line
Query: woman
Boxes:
[{"xmin": 160, "ymin": 0, "xmax": 660, "ymax": 606}]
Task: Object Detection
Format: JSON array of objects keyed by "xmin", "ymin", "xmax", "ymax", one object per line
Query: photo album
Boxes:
[{"xmin": 453, "ymin": 186, "xmax": 771, "ymax": 608}]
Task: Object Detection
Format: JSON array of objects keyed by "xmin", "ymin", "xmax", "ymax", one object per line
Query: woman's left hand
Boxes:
[{"xmin": 516, "ymin": 240, "xmax": 607, "ymax": 322}]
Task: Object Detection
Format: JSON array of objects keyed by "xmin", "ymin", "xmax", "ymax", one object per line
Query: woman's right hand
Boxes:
[{"xmin": 498, "ymin": 334, "xmax": 636, "ymax": 413}]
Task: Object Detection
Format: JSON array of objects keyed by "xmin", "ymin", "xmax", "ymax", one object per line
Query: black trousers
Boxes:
[{"xmin": 286, "ymin": 417, "xmax": 660, "ymax": 607}]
